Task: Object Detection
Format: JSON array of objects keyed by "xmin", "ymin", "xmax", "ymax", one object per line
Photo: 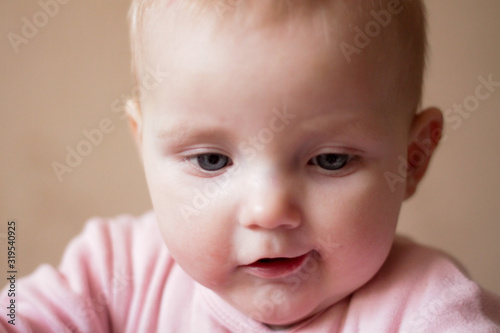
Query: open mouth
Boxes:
[{"xmin": 243, "ymin": 252, "xmax": 313, "ymax": 279}]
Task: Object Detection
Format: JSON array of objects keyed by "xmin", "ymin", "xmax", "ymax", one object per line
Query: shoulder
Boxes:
[
  {"xmin": 59, "ymin": 210, "xmax": 174, "ymax": 295},
  {"xmin": 374, "ymin": 235, "xmax": 470, "ymax": 285},
  {"xmin": 0, "ymin": 211, "xmax": 179, "ymax": 332},
  {"xmin": 60, "ymin": 210, "xmax": 167, "ymax": 272},
  {"xmin": 72, "ymin": 210, "xmax": 160, "ymax": 246},
  {"xmin": 64, "ymin": 211, "xmax": 180, "ymax": 329},
  {"xmin": 348, "ymin": 236, "xmax": 500, "ymax": 332}
]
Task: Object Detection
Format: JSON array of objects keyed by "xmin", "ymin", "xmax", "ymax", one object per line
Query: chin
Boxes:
[
  {"xmin": 248, "ymin": 297, "xmax": 322, "ymax": 329},
  {"xmin": 256, "ymin": 291, "xmax": 350, "ymax": 329}
]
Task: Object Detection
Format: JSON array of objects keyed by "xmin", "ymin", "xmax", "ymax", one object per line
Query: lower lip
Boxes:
[{"xmin": 242, "ymin": 252, "xmax": 313, "ymax": 279}]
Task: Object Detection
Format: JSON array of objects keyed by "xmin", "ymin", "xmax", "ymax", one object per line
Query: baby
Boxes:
[{"xmin": 2, "ymin": 0, "xmax": 500, "ymax": 332}]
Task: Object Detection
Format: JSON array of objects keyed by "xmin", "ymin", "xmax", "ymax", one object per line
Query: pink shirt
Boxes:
[{"xmin": 1, "ymin": 212, "xmax": 499, "ymax": 332}]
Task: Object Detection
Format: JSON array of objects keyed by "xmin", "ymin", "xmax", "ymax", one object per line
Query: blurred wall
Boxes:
[{"xmin": 1, "ymin": 0, "xmax": 499, "ymax": 297}]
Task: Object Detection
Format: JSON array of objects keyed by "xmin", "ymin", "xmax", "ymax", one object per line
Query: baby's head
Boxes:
[{"xmin": 127, "ymin": 0, "xmax": 443, "ymax": 328}]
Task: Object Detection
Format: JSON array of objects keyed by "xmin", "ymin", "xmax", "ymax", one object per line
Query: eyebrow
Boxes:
[
  {"xmin": 155, "ymin": 123, "xmax": 233, "ymax": 146},
  {"xmin": 299, "ymin": 113, "xmax": 385, "ymax": 143},
  {"xmin": 154, "ymin": 112, "xmax": 386, "ymax": 151}
]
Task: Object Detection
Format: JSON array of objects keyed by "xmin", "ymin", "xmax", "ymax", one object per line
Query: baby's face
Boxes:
[{"xmin": 138, "ymin": 16, "xmax": 411, "ymax": 328}]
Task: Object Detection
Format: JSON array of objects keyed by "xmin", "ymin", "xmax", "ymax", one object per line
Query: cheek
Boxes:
[
  {"xmin": 145, "ymin": 163, "xmax": 235, "ymax": 286},
  {"xmin": 156, "ymin": 200, "xmax": 234, "ymax": 286},
  {"xmin": 313, "ymin": 171, "xmax": 401, "ymax": 225},
  {"xmin": 309, "ymin": 168, "xmax": 403, "ymax": 265}
]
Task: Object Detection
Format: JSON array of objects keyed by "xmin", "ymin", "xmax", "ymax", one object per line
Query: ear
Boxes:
[
  {"xmin": 126, "ymin": 98, "xmax": 143, "ymax": 149},
  {"xmin": 405, "ymin": 107, "xmax": 444, "ymax": 199}
]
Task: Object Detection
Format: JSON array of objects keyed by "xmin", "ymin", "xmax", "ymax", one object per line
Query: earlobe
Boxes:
[
  {"xmin": 126, "ymin": 98, "xmax": 143, "ymax": 147},
  {"xmin": 404, "ymin": 107, "xmax": 444, "ymax": 199}
]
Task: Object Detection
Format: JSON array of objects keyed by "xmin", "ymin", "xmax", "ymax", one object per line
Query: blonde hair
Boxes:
[{"xmin": 128, "ymin": 0, "xmax": 427, "ymax": 114}]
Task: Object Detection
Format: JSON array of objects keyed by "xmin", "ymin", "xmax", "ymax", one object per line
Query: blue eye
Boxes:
[
  {"xmin": 193, "ymin": 153, "xmax": 231, "ymax": 171},
  {"xmin": 309, "ymin": 154, "xmax": 350, "ymax": 171}
]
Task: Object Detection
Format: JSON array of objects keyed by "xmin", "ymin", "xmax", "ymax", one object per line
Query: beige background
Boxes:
[{"xmin": 1, "ymin": 0, "xmax": 499, "ymax": 297}]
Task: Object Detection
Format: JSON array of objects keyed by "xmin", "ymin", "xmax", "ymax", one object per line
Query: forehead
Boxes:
[
  {"xmin": 146, "ymin": 13, "xmax": 393, "ymax": 98},
  {"xmin": 140, "ymin": 2, "xmax": 408, "ymax": 132}
]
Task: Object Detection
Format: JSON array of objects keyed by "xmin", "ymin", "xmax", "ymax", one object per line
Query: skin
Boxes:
[{"xmin": 128, "ymin": 10, "xmax": 443, "ymax": 330}]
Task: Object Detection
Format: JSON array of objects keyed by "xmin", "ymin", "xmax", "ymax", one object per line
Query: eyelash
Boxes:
[
  {"xmin": 308, "ymin": 153, "xmax": 353, "ymax": 171},
  {"xmin": 185, "ymin": 152, "xmax": 357, "ymax": 175}
]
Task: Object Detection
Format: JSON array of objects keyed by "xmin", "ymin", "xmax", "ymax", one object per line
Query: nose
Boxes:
[{"xmin": 238, "ymin": 171, "xmax": 302, "ymax": 230}]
